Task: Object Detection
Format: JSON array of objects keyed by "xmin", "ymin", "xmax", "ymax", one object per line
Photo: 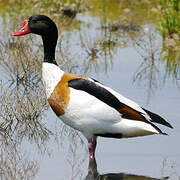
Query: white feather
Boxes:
[
  {"xmin": 60, "ymin": 87, "xmax": 159, "ymax": 138},
  {"xmin": 41, "ymin": 65, "xmax": 159, "ymax": 138},
  {"xmin": 42, "ymin": 62, "xmax": 64, "ymax": 98},
  {"xmin": 89, "ymin": 78, "xmax": 151, "ymax": 121}
]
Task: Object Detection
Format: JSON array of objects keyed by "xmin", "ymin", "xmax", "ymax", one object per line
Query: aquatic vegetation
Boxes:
[
  {"xmin": 159, "ymin": 0, "xmax": 180, "ymax": 82},
  {"xmin": 159, "ymin": 0, "xmax": 180, "ymax": 37}
]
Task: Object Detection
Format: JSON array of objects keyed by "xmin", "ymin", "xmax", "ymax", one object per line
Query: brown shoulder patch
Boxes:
[{"xmin": 48, "ymin": 73, "xmax": 87, "ymax": 116}]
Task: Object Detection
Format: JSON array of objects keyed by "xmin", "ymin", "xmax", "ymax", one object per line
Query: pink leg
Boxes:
[
  {"xmin": 88, "ymin": 152, "xmax": 97, "ymax": 176},
  {"xmin": 88, "ymin": 137, "xmax": 97, "ymax": 161}
]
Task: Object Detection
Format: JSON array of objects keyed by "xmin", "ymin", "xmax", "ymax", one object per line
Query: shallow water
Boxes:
[{"xmin": 0, "ymin": 1, "xmax": 180, "ymax": 179}]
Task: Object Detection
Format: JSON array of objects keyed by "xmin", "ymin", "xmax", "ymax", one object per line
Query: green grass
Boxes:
[
  {"xmin": 159, "ymin": 0, "xmax": 180, "ymax": 81},
  {"xmin": 159, "ymin": 0, "xmax": 180, "ymax": 37},
  {"xmin": 0, "ymin": 0, "xmax": 87, "ymax": 17}
]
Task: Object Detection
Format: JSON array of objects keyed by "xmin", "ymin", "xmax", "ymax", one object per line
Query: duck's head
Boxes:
[
  {"xmin": 12, "ymin": 15, "xmax": 58, "ymax": 64},
  {"xmin": 12, "ymin": 14, "xmax": 58, "ymax": 37}
]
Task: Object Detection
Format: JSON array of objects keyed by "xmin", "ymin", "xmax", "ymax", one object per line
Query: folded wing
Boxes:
[{"xmin": 68, "ymin": 78, "xmax": 172, "ymax": 130}]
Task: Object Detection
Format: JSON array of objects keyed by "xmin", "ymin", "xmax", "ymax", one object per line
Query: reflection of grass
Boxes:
[
  {"xmin": 133, "ymin": 26, "xmax": 161, "ymax": 103},
  {"xmin": 78, "ymin": 22, "xmax": 116, "ymax": 75},
  {"xmin": 161, "ymin": 158, "xmax": 180, "ymax": 179},
  {"xmin": 66, "ymin": 130, "xmax": 86, "ymax": 179},
  {"xmin": 0, "ymin": 142, "xmax": 39, "ymax": 180},
  {"xmin": 0, "ymin": 21, "xmax": 52, "ymax": 151}
]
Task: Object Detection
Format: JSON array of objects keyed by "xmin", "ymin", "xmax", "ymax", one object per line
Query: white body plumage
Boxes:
[{"xmin": 42, "ymin": 62, "xmax": 160, "ymax": 139}]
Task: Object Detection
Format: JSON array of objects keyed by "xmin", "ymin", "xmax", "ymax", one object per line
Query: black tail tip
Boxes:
[
  {"xmin": 161, "ymin": 132, "xmax": 169, "ymax": 136},
  {"xmin": 162, "ymin": 176, "xmax": 169, "ymax": 180},
  {"xmin": 166, "ymin": 122, "xmax": 173, "ymax": 129}
]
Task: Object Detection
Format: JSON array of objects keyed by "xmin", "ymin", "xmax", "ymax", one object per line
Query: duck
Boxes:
[{"xmin": 12, "ymin": 14, "xmax": 173, "ymax": 162}]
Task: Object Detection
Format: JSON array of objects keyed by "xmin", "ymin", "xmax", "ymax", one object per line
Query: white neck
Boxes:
[{"xmin": 42, "ymin": 62, "xmax": 64, "ymax": 98}]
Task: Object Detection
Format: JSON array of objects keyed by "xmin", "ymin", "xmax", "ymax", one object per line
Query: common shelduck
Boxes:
[{"xmin": 12, "ymin": 14, "xmax": 173, "ymax": 162}]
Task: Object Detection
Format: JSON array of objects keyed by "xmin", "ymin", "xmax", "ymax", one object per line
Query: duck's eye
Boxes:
[{"xmin": 32, "ymin": 19, "xmax": 37, "ymax": 23}]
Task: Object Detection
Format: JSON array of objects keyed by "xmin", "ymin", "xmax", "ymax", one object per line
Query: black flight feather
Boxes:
[{"xmin": 142, "ymin": 108, "xmax": 173, "ymax": 129}]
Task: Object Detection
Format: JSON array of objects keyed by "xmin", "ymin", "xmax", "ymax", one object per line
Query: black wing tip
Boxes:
[
  {"xmin": 142, "ymin": 108, "xmax": 173, "ymax": 129},
  {"xmin": 152, "ymin": 119, "xmax": 173, "ymax": 129},
  {"xmin": 165, "ymin": 122, "xmax": 173, "ymax": 129},
  {"xmin": 156, "ymin": 120, "xmax": 173, "ymax": 129}
]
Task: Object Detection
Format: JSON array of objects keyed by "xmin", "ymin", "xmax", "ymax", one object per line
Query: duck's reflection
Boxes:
[{"xmin": 85, "ymin": 157, "xmax": 168, "ymax": 180}]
